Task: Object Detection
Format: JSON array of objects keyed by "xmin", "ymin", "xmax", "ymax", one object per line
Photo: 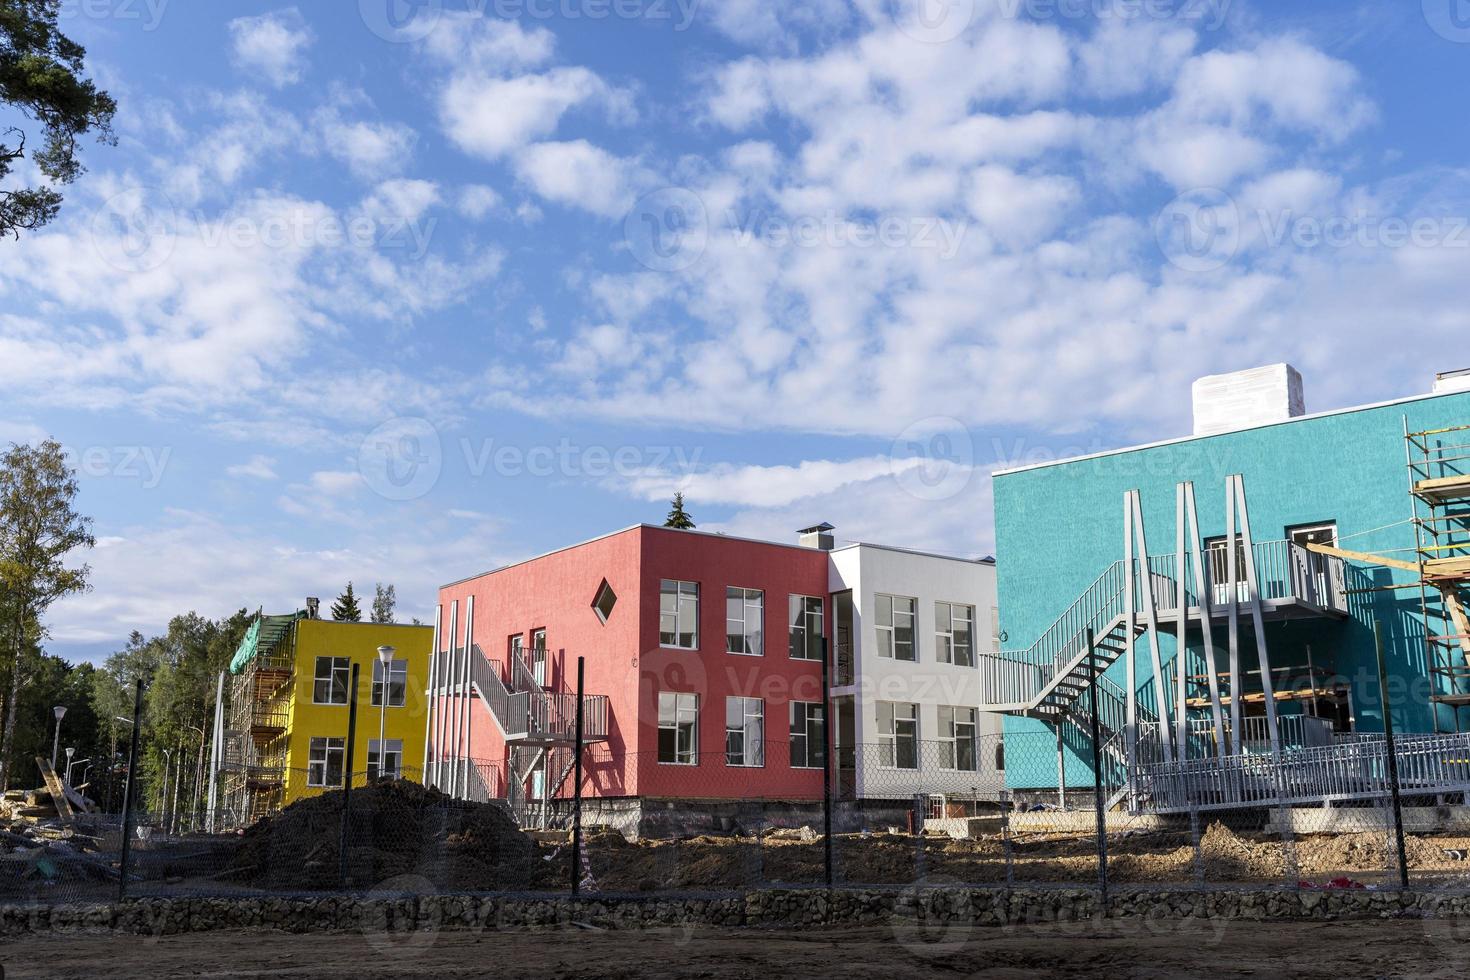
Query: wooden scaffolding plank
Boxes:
[{"xmin": 35, "ymin": 757, "xmax": 74, "ymax": 828}]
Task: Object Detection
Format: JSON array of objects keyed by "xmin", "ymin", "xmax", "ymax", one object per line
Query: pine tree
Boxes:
[
  {"xmin": 663, "ymin": 492, "xmax": 695, "ymax": 529},
  {"xmin": 370, "ymin": 583, "xmax": 396, "ymax": 624},
  {"xmin": 331, "ymin": 582, "xmax": 362, "ymax": 622}
]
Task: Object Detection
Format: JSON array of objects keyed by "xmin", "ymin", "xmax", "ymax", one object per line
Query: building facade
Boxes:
[
  {"xmin": 223, "ymin": 610, "xmax": 433, "ymax": 823},
  {"xmin": 427, "ymin": 524, "xmax": 999, "ymax": 830},
  {"xmin": 984, "ymin": 366, "xmax": 1470, "ymax": 806}
]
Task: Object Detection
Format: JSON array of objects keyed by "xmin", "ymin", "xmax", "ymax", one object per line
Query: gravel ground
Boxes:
[{"xmin": 4, "ymin": 918, "xmax": 1470, "ymax": 979}]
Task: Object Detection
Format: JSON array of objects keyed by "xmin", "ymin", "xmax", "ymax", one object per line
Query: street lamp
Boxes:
[
  {"xmin": 50, "ymin": 706, "xmax": 67, "ymax": 771},
  {"xmin": 376, "ymin": 646, "xmax": 396, "ymax": 780},
  {"xmin": 63, "ymin": 747, "xmax": 75, "ymax": 786}
]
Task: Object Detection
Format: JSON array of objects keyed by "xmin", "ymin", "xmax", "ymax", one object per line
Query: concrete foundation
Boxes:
[{"xmin": 1265, "ymin": 805, "xmax": 1470, "ymax": 836}]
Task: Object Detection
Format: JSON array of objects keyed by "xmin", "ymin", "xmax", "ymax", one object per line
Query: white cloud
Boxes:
[
  {"xmin": 422, "ymin": 12, "xmax": 556, "ymax": 71},
  {"xmin": 227, "ymin": 8, "xmax": 314, "ymax": 89},
  {"xmin": 359, "ymin": 178, "xmax": 441, "ymax": 224},
  {"xmin": 458, "ymin": 184, "xmax": 501, "ymax": 220},
  {"xmin": 226, "ymin": 454, "xmax": 278, "ymax": 480},
  {"xmin": 318, "ymin": 113, "xmax": 417, "ymax": 181},
  {"xmin": 618, "ymin": 455, "xmax": 940, "ymax": 509},
  {"xmin": 513, "ymin": 140, "xmax": 637, "ymax": 218},
  {"xmin": 965, "ymin": 166, "xmax": 1080, "ymax": 248},
  {"xmin": 439, "ymin": 68, "xmax": 615, "ymax": 160}
]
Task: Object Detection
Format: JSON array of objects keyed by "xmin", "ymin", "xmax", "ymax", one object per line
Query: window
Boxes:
[
  {"xmin": 875, "ymin": 595, "xmax": 917, "ymax": 662},
  {"xmin": 1289, "ymin": 522, "xmax": 1339, "ymax": 604},
  {"xmin": 307, "ymin": 736, "xmax": 345, "ymax": 787},
  {"xmin": 935, "ymin": 602, "xmax": 976, "ymax": 667},
  {"xmin": 789, "ymin": 595, "xmax": 824, "ymax": 661},
  {"xmin": 790, "ymin": 701, "xmax": 825, "ymax": 769},
  {"xmin": 531, "ymin": 629, "xmax": 547, "ymax": 686},
  {"xmin": 939, "ymin": 706, "xmax": 978, "ymax": 771},
  {"xmin": 725, "ymin": 696, "xmax": 764, "ymax": 767},
  {"xmin": 660, "ymin": 580, "xmax": 699, "ymax": 649},
  {"xmin": 726, "ymin": 587, "xmax": 764, "ymax": 656},
  {"xmin": 658, "ymin": 692, "xmax": 699, "ymax": 764},
  {"xmin": 368, "ymin": 738, "xmax": 403, "ymax": 781},
  {"xmin": 833, "ymin": 590, "xmax": 855, "ymax": 686},
  {"xmin": 371, "ymin": 659, "xmax": 408, "ymax": 707},
  {"xmin": 877, "ymin": 701, "xmax": 918, "ymax": 769},
  {"xmin": 1205, "ymin": 536, "xmax": 1250, "ymax": 604},
  {"xmin": 592, "ymin": 579, "xmax": 618, "ymax": 623},
  {"xmin": 312, "ymin": 656, "xmax": 351, "ymax": 705}
]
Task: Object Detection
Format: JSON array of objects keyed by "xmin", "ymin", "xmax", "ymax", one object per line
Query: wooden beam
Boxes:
[{"xmin": 1305, "ymin": 541, "xmax": 1421, "ymax": 574}]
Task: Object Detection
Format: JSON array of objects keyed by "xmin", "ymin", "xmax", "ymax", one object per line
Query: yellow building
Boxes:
[{"xmin": 224, "ymin": 609, "xmax": 433, "ymax": 822}]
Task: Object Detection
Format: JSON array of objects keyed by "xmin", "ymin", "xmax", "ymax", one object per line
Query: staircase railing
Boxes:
[
  {"xmin": 469, "ymin": 644, "xmax": 531, "ymax": 738},
  {"xmin": 474, "ymin": 643, "xmax": 610, "ymax": 742}
]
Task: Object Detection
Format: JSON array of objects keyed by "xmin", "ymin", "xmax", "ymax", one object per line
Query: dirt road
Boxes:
[{"xmin": 4, "ymin": 918, "xmax": 1469, "ymax": 979}]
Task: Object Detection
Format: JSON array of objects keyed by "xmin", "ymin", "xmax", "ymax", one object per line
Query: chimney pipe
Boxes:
[{"xmin": 798, "ymin": 523, "xmax": 835, "ymax": 550}]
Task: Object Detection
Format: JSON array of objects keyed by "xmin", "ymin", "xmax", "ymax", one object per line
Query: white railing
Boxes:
[
  {"xmin": 1134, "ymin": 731, "xmax": 1470, "ymax": 813},
  {"xmin": 981, "ymin": 542, "xmax": 1347, "ymax": 710}
]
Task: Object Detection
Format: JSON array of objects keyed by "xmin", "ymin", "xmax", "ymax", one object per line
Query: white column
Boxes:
[
  {"xmin": 424, "ymin": 604, "xmax": 441, "ymax": 787},
  {"xmin": 1184, "ymin": 483, "xmax": 1228, "ymax": 757},
  {"xmin": 1175, "ymin": 485, "xmax": 1190, "ymax": 759},
  {"xmin": 461, "ymin": 595, "xmax": 475, "ymax": 796},
  {"xmin": 1233, "ymin": 476, "xmax": 1282, "ymax": 759},
  {"xmin": 1225, "ymin": 482, "xmax": 1243, "ymax": 755}
]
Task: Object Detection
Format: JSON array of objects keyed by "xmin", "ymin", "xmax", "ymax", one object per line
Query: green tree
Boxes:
[
  {"xmin": 331, "ymin": 582, "xmax": 362, "ymax": 622},
  {"xmin": 0, "ymin": 440, "xmax": 93, "ymax": 790},
  {"xmin": 1, "ymin": 0, "xmax": 118, "ymax": 237},
  {"xmin": 663, "ymin": 492, "xmax": 695, "ymax": 529},
  {"xmin": 370, "ymin": 582, "xmax": 396, "ymax": 624}
]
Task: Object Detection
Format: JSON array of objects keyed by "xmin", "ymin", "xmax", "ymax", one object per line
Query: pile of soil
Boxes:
[
  {"xmin": 1194, "ymin": 822, "xmax": 1287, "ymax": 881},
  {"xmin": 227, "ymin": 780, "xmax": 536, "ymax": 891}
]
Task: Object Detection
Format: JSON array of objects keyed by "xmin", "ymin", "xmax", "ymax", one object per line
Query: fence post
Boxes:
[
  {"xmin": 117, "ymin": 678, "xmax": 144, "ymax": 902},
  {"xmin": 572, "ymin": 656, "xmax": 585, "ymax": 898},
  {"xmin": 1375, "ymin": 620, "xmax": 1410, "ymax": 890},
  {"xmin": 821, "ymin": 637, "xmax": 834, "ymax": 898},
  {"xmin": 340, "ymin": 662, "xmax": 360, "ymax": 889},
  {"xmin": 1086, "ymin": 629, "xmax": 1108, "ymax": 904}
]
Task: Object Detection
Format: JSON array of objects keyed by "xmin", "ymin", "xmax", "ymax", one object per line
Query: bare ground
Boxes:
[{"xmin": 5, "ymin": 919, "xmax": 1470, "ymax": 979}]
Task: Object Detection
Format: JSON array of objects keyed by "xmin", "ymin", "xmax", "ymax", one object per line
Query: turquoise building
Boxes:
[{"xmin": 985, "ymin": 367, "xmax": 1470, "ymax": 796}]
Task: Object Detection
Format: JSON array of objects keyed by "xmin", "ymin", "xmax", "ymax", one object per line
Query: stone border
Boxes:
[{"xmin": 3, "ymin": 887, "xmax": 1469, "ymax": 937}]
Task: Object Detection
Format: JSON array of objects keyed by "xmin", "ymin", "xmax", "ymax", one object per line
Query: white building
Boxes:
[{"xmin": 815, "ymin": 534, "xmax": 1004, "ymax": 802}]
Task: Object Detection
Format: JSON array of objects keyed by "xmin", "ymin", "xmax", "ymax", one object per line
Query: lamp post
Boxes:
[
  {"xmin": 66, "ymin": 755, "xmax": 89, "ymax": 788},
  {"xmin": 63, "ymin": 747, "xmax": 75, "ymax": 787},
  {"xmin": 376, "ymin": 646, "xmax": 396, "ymax": 780},
  {"xmin": 50, "ymin": 706, "xmax": 67, "ymax": 771}
]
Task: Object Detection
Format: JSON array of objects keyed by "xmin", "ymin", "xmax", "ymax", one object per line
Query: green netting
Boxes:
[{"xmin": 229, "ymin": 612, "xmax": 303, "ymax": 674}]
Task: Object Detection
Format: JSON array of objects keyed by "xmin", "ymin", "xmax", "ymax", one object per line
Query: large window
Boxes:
[
  {"xmin": 368, "ymin": 738, "xmax": 403, "ymax": 780},
  {"xmin": 371, "ymin": 659, "xmax": 408, "ymax": 707},
  {"xmin": 660, "ymin": 580, "xmax": 699, "ymax": 649},
  {"xmin": 789, "ymin": 595, "xmax": 824, "ymax": 661},
  {"xmin": 725, "ymin": 696, "xmax": 765, "ymax": 767},
  {"xmin": 789, "ymin": 701, "xmax": 825, "ymax": 769},
  {"xmin": 935, "ymin": 602, "xmax": 976, "ymax": 667},
  {"xmin": 531, "ymin": 628, "xmax": 547, "ymax": 686},
  {"xmin": 658, "ymin": 692, "xmax": 699, "ymax": 765},
  {"xmin": 939, "ymin": 706, "xmax": 978, "ymax": 771},
  {"xmin": 307, "ymin": 736, "xmax": 345, "ymax": 787},
  {"xmin": 877, "ymin": 701, "xmax": 918, "ymax": 769},
  {"xmin": 833, "ymin": 590, "xmax": 855, "ymax": 686},
  {"xmin": 875, "ymin": 595, "xmax": 917, "ymax": 662},
  {"xmin": 312, "ymin": 656, "xmax": 351, "ymax": 705},
  {"xmin": 726, "ymin": 587, "xmax": 764, "ymax": 656}
]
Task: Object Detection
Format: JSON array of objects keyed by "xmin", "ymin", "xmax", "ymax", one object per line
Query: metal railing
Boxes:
[
  {"xmin": 467, "ymin": 643, "xmax": 609, "ymax": 743},
  {"xmin": 1134, "ymin": 730, "xmax": 1470, "ymax": 813},
  {"xmin": 980, "ymin": 542, "xmax": 1347, "ymax": 709}
]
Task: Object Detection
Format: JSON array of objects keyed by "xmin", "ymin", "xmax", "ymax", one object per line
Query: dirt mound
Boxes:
[
  {"xmin": 1196, "ymin": 822, "xmax": 1287, "ymax": 880},
  {"xmin": 228, "ymin": 780, "xmax": 536, "ymax": 891}
]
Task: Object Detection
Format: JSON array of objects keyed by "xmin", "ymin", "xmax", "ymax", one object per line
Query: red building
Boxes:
[{"xmin": 426, "ymin": 524, "xmax": 833, "ymax": 828}]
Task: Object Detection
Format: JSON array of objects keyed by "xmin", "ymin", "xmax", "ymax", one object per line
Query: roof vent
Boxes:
[
  {"xmin": 1192, "ymin": 364, "xmax": 1306, "ymax": 437},
  {"xmin": 1434, "ymin": 369, "xmax": 1470, "ymax": 395},
  {"xmin": 798, "ymin": 522, "xmax": 835, "ymax": 550},
  {"xmin": 305, "ymin": 597, "xmax": 320, "ymax": 619}
]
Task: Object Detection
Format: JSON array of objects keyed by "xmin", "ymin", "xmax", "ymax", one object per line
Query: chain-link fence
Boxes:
[{"xmin": 5, "ymin": 722, "xmax": 1469, "ymax": 907}]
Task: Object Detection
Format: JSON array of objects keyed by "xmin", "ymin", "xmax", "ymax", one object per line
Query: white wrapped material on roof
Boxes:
[{"xmin": 1191, "ymin": 363, "xmax": 1306, "ymax": 436}]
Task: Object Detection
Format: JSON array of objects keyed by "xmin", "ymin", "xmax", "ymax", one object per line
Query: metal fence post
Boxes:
[
  {"xmin": 572, "ymin": 656, "xmax": 585, "ymax": 898},
  {"xmin": 117, "ymin": 678, "xmax": 144, "ymax": 903},
  {"xmin": 340, "ymin": 662, "xmax": 360, "ymax": 889},
  {"xmin": 1375, "ymin": 620, "xmax": 1410, "ymax": 890},
  {"xmin": 821, "ymin": 636, "xmax": 834, "ymax": 896},
  {"xmin": 1086, "ymin": 629, "xmax": 1108, "ymax": 904}
]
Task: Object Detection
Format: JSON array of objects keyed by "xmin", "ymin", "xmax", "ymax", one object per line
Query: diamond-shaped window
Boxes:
[{"xmin": 592, "ymin": 579, "xmax": 617, "ymax": 624}]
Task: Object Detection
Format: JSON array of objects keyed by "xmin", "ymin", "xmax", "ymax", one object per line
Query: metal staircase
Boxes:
[{"xmin": 465, "ymin": 642, "xmax": 608, "ymax": 821}]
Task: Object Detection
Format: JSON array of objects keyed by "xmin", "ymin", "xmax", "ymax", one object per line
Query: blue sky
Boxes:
[{"xmin": 5, "ymin": 0, "xmax": 1470, "ymax": 662}]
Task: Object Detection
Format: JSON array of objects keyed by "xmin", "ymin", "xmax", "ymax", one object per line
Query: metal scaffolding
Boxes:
[{"xmin": 1406, "ymin": 421, "xmax": 1470, "ymax": 732}]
